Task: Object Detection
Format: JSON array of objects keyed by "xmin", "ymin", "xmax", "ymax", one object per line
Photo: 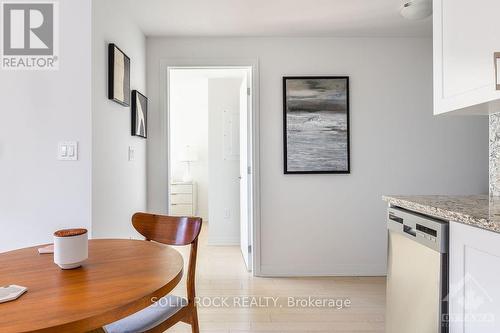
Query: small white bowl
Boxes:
[{"xmin": 53, "ymin": 228, "xmax": 88, "ymax": 269}]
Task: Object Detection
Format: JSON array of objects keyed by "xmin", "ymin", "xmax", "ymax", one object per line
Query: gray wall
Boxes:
[{"xmin": 147, "ymin": 37, "xmax": 488, "ymax": 275}]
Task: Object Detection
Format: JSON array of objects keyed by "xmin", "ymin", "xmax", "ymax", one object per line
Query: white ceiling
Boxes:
[{"xmin": 121, "ymin": 0, "xmax": 432, "ymax": 37}]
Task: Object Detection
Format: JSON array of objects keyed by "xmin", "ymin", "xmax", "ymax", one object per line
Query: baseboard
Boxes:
[{"xmin": 258, "ymin": 264, "xmax": 387, "ymax": 277}]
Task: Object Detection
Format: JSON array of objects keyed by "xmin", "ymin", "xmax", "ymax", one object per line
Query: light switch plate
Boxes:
[{"xmin": 58, "ymin": 142, "xmax": 78, "ymax": 161}]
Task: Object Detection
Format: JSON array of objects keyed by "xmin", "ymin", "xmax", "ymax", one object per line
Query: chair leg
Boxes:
[{"xmin": 190, "ymin": 306, "xmax": 199, "ymax": 333}]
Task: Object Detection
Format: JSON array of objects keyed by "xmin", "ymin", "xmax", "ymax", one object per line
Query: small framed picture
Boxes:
[
  {"xmin": 108, "ymin": 43, "xmax": 130, "ymax": 106},
  {"xmin": 283, "ymin": 76, "xmax": 350, "ymax": 174},
  {"xmin": 131, "ymin": 90, "xmax": 147, "ymax": 138}
]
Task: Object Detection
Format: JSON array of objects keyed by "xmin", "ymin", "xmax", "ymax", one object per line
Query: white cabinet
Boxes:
[
  {"xmin": 433, "ymin": 0, "xmax": 500, "ymax": 115},
  {"xmin": 169, "ymin": 182, "xmax": 197, "ymax": 217},
  {"xmin": 449, "ymin": 222, "xmax": 500, "ymax": 333}
]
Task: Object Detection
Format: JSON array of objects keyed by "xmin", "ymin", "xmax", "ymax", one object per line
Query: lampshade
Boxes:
[{"xmin": 179, "ymin": 145, "xmax": 198, "ymax": 162}]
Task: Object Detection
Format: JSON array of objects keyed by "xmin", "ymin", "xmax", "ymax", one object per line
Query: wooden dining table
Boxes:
[{"xmin": 0, "ymin": 239, "xmax": 184, "ymax": 333}]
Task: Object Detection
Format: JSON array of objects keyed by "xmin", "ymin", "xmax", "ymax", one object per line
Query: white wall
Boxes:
[
  {"xmin": 0, "ymin": 0, "xmax": 92, "ymax": 253},
  {"xmin": 208, "ymin": 78, "xmax": 243, "ymax": 244},
  {"xmin": 169, "ymin": 72, "xmax": 209, "ymax": 219},
  {"xmin": 92, "ymin": 0, "xmax": 147, "ymax": 238},
  {"xmin": 147, "ymin": 37, "xmax": 488, "ymax": 276}
]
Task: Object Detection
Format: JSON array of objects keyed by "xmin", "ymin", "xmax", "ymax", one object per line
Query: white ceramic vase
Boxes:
[{"xmin": 53, "ymin": 228, "xmax": 88, "ymax": 269}]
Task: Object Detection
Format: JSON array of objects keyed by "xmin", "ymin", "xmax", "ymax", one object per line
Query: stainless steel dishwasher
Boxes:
[{"xmin": 386, "ymin": 206, "xmax": 449, "ymax": 333}]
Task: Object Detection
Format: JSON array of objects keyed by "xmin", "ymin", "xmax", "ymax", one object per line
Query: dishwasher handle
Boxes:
[{"xmin": 403, "ymin": 225, "xmax": 417, "ymax": 237}]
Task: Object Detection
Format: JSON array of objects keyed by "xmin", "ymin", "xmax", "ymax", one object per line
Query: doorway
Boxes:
[{"xmin": 166, "ymin": 66, "xmax": 256, "ymax": 272}]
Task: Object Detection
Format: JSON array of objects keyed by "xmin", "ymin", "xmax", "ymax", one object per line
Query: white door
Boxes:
[
  {"xmin": 207, "ymin": 78, "xmax": 241, "ymax": 245},
  {"xmin": 239, "ymin": 73, "xmax": 252, "ymax": 271}
]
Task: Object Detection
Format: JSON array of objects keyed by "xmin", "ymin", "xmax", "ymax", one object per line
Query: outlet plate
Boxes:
[{"xmin": 128, "ymin": 146, "xmax": 135, "ymax": 161}]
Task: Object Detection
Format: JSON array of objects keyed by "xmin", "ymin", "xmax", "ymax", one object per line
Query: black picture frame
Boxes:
[
  {"xmin": 131, "ymin": 90, "xmax": 147, "ymax": 138},
  {"xmin": 283, "ymin": 76, "xmax": 350, "ymax": 174},
  {"xmin": 108, "ymin": 43, "xmax": 131, "ymax": 106}
]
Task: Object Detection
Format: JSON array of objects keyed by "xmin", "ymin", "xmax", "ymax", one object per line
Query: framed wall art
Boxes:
[
  {"xmin": 108, "ymin": 43, "xmax": 130, "ymax": 106},
  {"xmin": 283, "ymin": 76, "xmax": 350, "ymax": 174},
  {"xmin": 131, "ymin": 90, "xmax": 147, "ymax": 138}
]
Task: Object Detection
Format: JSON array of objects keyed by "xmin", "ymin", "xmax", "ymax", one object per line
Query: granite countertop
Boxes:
[{"xmin": 382, "ymin": 195, "xmax": 500, "ymax": 234}]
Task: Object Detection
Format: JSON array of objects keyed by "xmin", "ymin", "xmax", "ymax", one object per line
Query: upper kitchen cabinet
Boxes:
[{"xmin": 433, "ymin": 0, "xmax": 500, "ymax": 115}]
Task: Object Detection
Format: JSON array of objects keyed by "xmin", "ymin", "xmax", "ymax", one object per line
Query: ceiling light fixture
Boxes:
[{"xmin": 400, "ymin": 0, "xmax": 432, "ymax": 20}]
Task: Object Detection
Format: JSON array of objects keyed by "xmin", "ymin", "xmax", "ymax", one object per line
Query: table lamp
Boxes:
[{"xmin": 179, "ymin": 145, "xmax": 198, "ymax": 182}]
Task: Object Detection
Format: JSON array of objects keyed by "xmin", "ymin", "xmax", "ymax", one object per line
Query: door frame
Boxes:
[{"xmin": 159, "ymin": 58, "xmax": 261, "ymax": 275}]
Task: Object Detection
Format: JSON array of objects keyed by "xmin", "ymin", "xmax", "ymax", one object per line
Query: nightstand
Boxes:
[{"xmin": 169, "ymin": 182, "xmax": 197, "ymax": 216}]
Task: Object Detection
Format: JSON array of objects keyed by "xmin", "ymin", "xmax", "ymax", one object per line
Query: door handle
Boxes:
[{"xmin": 495, "ymin": 52, "xmax": 500, "ymax": 90}]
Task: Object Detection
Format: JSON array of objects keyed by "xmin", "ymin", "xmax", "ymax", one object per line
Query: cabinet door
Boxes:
[
  {"xmin": 449, "ymin": 222, "xmax": 500, "ymax": 333},
  {"xmin": 433, "ymin": 0, "xmax": 500, "ymax": 115}
]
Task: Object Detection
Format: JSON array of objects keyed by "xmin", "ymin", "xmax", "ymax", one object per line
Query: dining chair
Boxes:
[{"xmin": 103, "ymin": 212, "xmax": 203, "ymax": 333}]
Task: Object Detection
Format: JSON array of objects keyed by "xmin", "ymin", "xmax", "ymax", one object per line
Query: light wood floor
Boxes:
[{"xmin": 169, "ymin": 224, "xmax": 386, "ymax": 333}]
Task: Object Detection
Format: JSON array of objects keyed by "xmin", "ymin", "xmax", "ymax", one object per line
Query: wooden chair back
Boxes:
[
  {"xmin": 132, "ymin": 213, "xmax": 202, "ymax": 245},
  {"xmin": 132, "ymin": 212, "xmax": 202, "ymax": 305}
]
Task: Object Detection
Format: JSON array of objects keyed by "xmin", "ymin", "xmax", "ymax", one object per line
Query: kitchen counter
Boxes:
[{"xmin": 382, "ymin": 195, "xmax": 500, "ymax": 234}]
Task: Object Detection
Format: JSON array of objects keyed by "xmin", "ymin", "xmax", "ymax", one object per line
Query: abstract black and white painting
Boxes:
[
  {"xmin": 131, "ymin": 90, "xmax": 147, "ymax": 138},
  {"xmin": 108, "ymin": 43, "xmax": 130, "ymax": 106},
  {"xmin": 283, "ymin": 76, "xmax": 350, "ymax": 174}
]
